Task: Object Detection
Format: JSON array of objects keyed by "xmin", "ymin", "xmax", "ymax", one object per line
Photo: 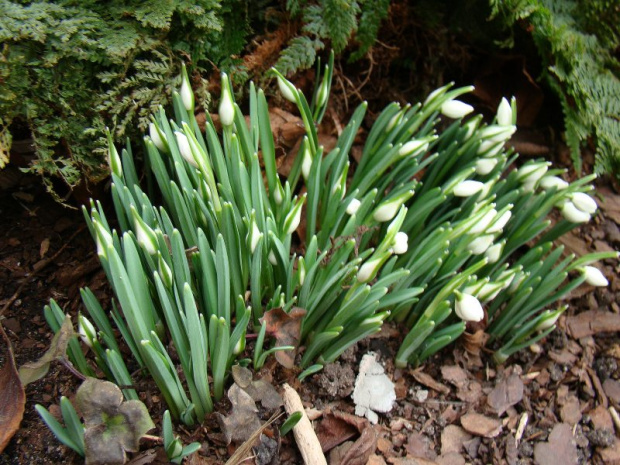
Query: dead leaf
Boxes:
[
  {"xmin": 441, "ymin": 365, "xmax": 468, "ymax": 389},
  {"xmin": 589, "ymin": 405, "xmax": 614, "ymax": 431},
  {"xmin": 406, "ymin": 432, "xmax": 436, "ymax": 460},
  {"xmin": 460, "ymin": 413, "xmax": 502, "ymax": 438},
  {"xmin": 40, "ymin": 238, "xmax": 50, "ymax": 258},
  {"xmin": 533, "ymin": 423, "xmax": 578, "ymax": 465},
  {"xmin": 231, "ymin": 365, "xmax": 283, "ymax": 410},
  {"xmin": 217, "ymin": 383, "xmax": 262, "ymax": 445},
  {"xmin": 487, "ymin": 373, "xmax": 524, "ymax": 416},
  {"xmin": 76, "ymin": 378, "xmax": 155, "ymax": 465},
  {"xmin": 0, "ymin": 324, "xmax": 25, "ymax": 453},
  {"xmin": 440, "ymin": 425, "xmax": 471, "ymax": 455},
  {"xmin": 566, "ymin": 311, "xmax": 620, "ymax": 339},
  {"xmin": 598, "ymin": 187, "xmax": 620, "ymax": 224},
  {"xmin": 18, "ymin": 315, "xmax": 74, "ymax": 385},
  {"xmin": 260, "ymin": 307, "xmax": 306, "ymax": 368},
  {"xmin": 316, "ymin": 410, "xmax": 368, "ymax": 453},
  {"xmin": 337, "ymin": 426, "xmax": 377, "ymax": 465},
  {"xmin": 352, "ymin": 353, "xmax": 395, "ymax": 424},
  {"xmin": 410, "ymin": 369, "xmax": 450, "ymax": 395}
]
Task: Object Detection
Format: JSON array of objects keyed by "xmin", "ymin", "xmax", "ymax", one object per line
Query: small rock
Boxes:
[
  {"xmin": 586, "ymin": 429, "xmax": 615, "ymax": 448},
  {"xmin": 589, "ymin": 405, "xmax": 614, "ymax": 431},
  {"xmin": 560, "ymin": 396, "xmax": 582, "ymax": 425}
]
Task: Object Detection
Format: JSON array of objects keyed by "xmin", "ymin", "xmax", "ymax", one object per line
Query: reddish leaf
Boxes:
[
  {"xmin": 0, "ymin": 323, "xmax": 25, "ymax": 453},
  {"xmin": 260, "ymin": 307, "xmax": 306, "ymax": 368}
]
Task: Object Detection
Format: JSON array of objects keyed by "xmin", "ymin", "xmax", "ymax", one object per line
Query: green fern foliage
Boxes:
[
  {"xmin": 0, "ymin": 0, "xmax": 248, "ymax": 198},
  {"xmin": 276, "ymin": 0, "xmax": 390, "ymax": 75},
  {"xmin": 490, "ymin": 0, "xmax": 620, "ymax": 180}
]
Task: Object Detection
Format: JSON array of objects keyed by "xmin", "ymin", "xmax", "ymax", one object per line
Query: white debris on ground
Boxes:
[{"xmin": 352, "ymin": 352, "xmax": 396, "ymax": 424}]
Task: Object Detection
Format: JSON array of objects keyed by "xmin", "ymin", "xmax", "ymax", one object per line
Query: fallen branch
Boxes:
[{"xmin": 282, "ymin": 383, "xmax": 327, "ymax": 465}]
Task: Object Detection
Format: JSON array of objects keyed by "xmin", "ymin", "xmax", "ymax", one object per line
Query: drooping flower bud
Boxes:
[
  {"xmin": 268, "ymin": 250, "xmax": 278, "ymax": 266},
  {"xmin": 131, "ymin": 207, "xmax": 158, "ymax": 255},
  {"xmin": 107, "ymin": 129, "xmax": 122, "ymax": 178},
  {"xmin": 157, "ymin": 252, "xmax": 173, "ymax": 289},
  {"xmin": 247, "ymin": 214, "xmax": 262, "ymax": 253},
  {"xmin": 301, "ymin": 144, "xmax": 313, "ymax": 180},
  {"xmin": 467, "ymin": 234, "xmax": 494, "ymax": 255},
  {"xmin": 316, "ymin": 68, "xmax": 330, "ymax": 109},
  {"xmin": 475, "ymin": 158, "xmax": 498, "ymax": 175},
  {"xmin": 487, "ymin": 210, "xmax": 512, "ymax": 233},
  {"xmin": 180, "ymin": 64, "xmax": 194, "ymax": 112},
  {"xmin": 174, "ymin": 131, "xmax": 197, "ymax": 168},
  {"xmin": 484, "ymin": 241, "xmax": 504, "ymax": 263},
  {"xmin": 393, "ymin": 232, "xmax": 408, "ymax": 255},
  {"xmin": 346, "ymin": 198, "xmax": 361, "ymax": 215},
  {"xmin": 582, "ymin": 265, "xmax": 608, "ymax": 286},
  {"xmin": 470, "ymin": 208, "xmax": 497, "ymax": 234},
  {"xmin": 454, "ymin": 291, "xmax": 484, "ymax": 322},
  {"xmin": 540, "ymin": 175, "xmax": 569, "ymax": 191},
  {"xmin": 284, "ymin": 195, "xmax": 306, "ymax": 235},
  {"xmin": 517, "ymin": 162, "xmax": 548, "ymax": 186},
  {"xmin": 149, "ymin": 123, "xmax": 168, "ymax": 152},
  {"xmin": 536, "ymin": 309, "xmax": 562, "ymax": 331},
  {"xmin": 441, "ymin": 100, "xmax": 474, "ymax": 119},
  {"xmin": 496, "ymin": 97, "xmax": 513, "ymax": 126},
  {"xmin": 477, "ymin": 140, "xmax": 504, "ymax": 158},
  {"xmin": 373, "ymin": 191, "xmax": 413, "ymax": 222},
  {"xmin": 78, "ymin": 314, "xmax": 97, "ymax": 348},
  {"xmin": 399, "ymin": 139, "xmax": 429, "ymax": 157},
  {"xmin": 570, "ymin": 192, "xmax": 597, "ymax": 214},
  {"xmin": 277, "ymin": 75, "xmax": 298, "ymax": 103},
  {"xmin": 273, "ymin": 182, "xmax": 284, "ymax": 205},
  {"xmin": 357, "ymin": 257, "xmax": 383, "ymax": 283},
  {"xmin": 561, "ymin": 201, "xmax": 591, "ymax": 223},
  {"xmin": 453, "ymin": 180, "xmax": 484, "ymax": 197},
  {"xmin": 479, "ymin": 124, "xmax": 516, "ymax": 143},
  {"xmin": 94, "ymin": 220, "xmax": 114, "ymax": 259},
  {"xmin": 297, "ymin": 257, "xmax": 306, "ymax": 286},
  {"xmin": 219, "ymin": 73, "xmax": 235, "ymax": 127}
]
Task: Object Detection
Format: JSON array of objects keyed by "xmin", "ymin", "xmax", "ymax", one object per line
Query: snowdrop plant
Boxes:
[{"xmin": 44, "ymin": 54, "xmax": 617, "ymax": 429}]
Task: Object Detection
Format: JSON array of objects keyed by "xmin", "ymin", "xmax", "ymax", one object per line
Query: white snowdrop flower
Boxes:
[
  {"xmin": 536, "ymin": 310, "xmax": 561, "ymax": 331},
  {"xmin": 561, "ymin": 201, "xmax": 591, "ymax": 223},
  {"xmin": 174, "ymin": 132, "xmax": 197, "ymax": 167},
  {"xmin": 94, "ymin": 221, "xmax": 113, "ymax": 258},
  {"xmin": 475, "ymin": 158, "xmax": 498, "ymax": 175},
  {"xmin": 477, "ymin": 140, "xmax": 504, "ymax": 158},
  {"xmin": 496, "ymin": 97, "xmax": 513, "ymax": 126},
  {"xmin": 273, "ymin": 183, "xmax": 284, "ymax": 205},
  {"xmin": 399, "ymin": 139, "xmax": 428, "ymax": 157},
  {"xmin": 470, "ymin": 208, "xmax": 497, "ymax": 234},
  {"xmin": 316, "ymin": 72, "xmax": 330, "ymax": 109},
  {"xmin": 284, "ymin": 197, "xmax": 305, "ymax": 234},
  {"xmin": 357, "ymin": 257, "xmax": 382, "ymax": 283},
  {"xmin": 386, "ymin": 109, "xmax": 403, "ymax": 132},
  {"xmin": 301, "ymin": 146, "xmax": 313, "ymax": 180},
  {"xmin": 393, "ymin": 232, "xmax": 408, "ymax": 255},
  {"xmin": 487, "ymin": 210, "xmax": 512, "ymax": 233},
  {"xmin": 78, "ymin": 314, "xmax": 97, "ymax": 348},
  {"xmin": 247, "ymin": 218, "xmax": 261, "ymax": 253},
  {"xmin": 277, "ymin": 75, "xmax": 297, "ymax": 103},
  {"xmin": 509, "ymin": 271, "xmax": 528, "ymax": 293},
  {"xmin": 453, "ymin": 180, "xmax": 484, "ymax": 197},
  {"xmin": 517, "ymin": 162, "xmax": 548, "ymax": 185},
  {"xmin": 540, "ymin": 175, "xmax": 569, "ymax": 191},
  {"xmin": 180, "ymin": 68, "xmax": 194, "ymax": 111},
  {"xmin": 135, "ymin": 221, "xmax": 158, "ymax": 256},
  {"xmin": 583, "ymin": 266, "xmax": 608, "ymax": 287},
  {"xmin": 484, "ymin": 242, "xmax": 503, "ymax": 263},
  {"xmin": 346, "ymin": 198, "xmax": 361, "ymax": 215},
  {"xmin": 467, "ymin": 235, "xmax": 494, "ymax": 255},
  {"xmin": 149, "ymin": 123, "xmax": 167, "ymax": 152},
  {"xmin": 423, "ymin": 87, "xmax": 444, "ymax": 106},
  {"xmin": 454, "ymin": 292, "xmax": 484, "ymax": 322},
  {"xmin": 571, "ymin": 192, "xmax": 597, "ymax": 214},
  {"xmin": 268, "ymin": 250, "xmax": 278, "ymax": 265},
  {"xmin": 479, "ymin": 282, "xmax": 503, "ymax": 301},
  {"xmin": 373, "ymin": 197, "xmax": 407, "ymax": 222},
  {"xmin": 480, "ymin": 124, "xmax": 516, "ymax": 143},
  {"xmin": 297, "ymin": 259, "xmax": 306, "ymax": 286},
  {"xmin": 219, "ymin": 73, "xmax": 235, "ymax": 127},
  {"xmin": 441, "ymin": 100, "xmax": 474, "ymax": 119}
]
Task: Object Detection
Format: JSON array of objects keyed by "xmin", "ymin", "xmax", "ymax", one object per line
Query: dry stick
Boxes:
[
  {"xmin": 0, "ymin": 225, "xmax": 87, "ymax": 317},
  {"xmin": 282, "ymin": 383, "xmax": 327, "ymax": 465}
]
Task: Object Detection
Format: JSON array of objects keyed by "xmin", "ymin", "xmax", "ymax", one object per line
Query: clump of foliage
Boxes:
[
  {"xmin": 276, "ymin": 0, "xmax": 390, "ymax": 74},
  {"xmin": 490, "ymin": 0, "xmax": 620, "ymax": 180},
  {"xmin": 0, "ymin": 0, "xmax": 249, "ymax": 197},
  {"xmin": 40, "ymin": 60, "xmax": 616, "ymax": 446}
]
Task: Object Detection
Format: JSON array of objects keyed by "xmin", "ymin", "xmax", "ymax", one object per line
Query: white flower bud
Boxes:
[
  {"xmin": 297, "ymin": 258, "xmax": 306, "ymax": 286},
  {"xmin": 540, "ymin": 175, "xmax": 569, "ymax": 191},
  {"xmin": 373, "ymin": 199, "xmax": 402, "ymax": 222},
  {"xmin": 475, "ymin": 158, "xmax": 498, "ymax": 175},
  {"xmin": 316, "ymin": 71, "xmax": 330, "ymax": 109},
  {"xmin": 273, "ymin": 183, "xmax": 284, "ymax": 205},
  {"xmin": 536, "ymin": 310, "xmax": 560, "ymax": 331},
  {"xmin": 78, "ymin": 314, "xmax": 97, "ymax": 348},
  {"xmin": 517, "ymin": 162, "xmax": 548, "ymax": 185},
  {"xmin": 467, "ymin": 235, "xmax": 494, "ymax": 255},
  {"xmin": 423, "ymin": 87, "xmax": 444, "ymax": 106},
  {"xmin": 219, "ymin": 73, "xmax": 235, "ymax": 127},
  {"xmin": 480, "ymin": 124, "xmax": 516, "ymax": 143},
  {"xmin": 470, "ymin": 208, "xmax": 497, "ymax": 234},
  {"xmin": 277, "ymin": 75, "xmax": 297, "ymax": 103},
  {"xmin": 268, "ymin": 250, "xmax": 278, "ymax": 265},
  {"xmin": 149, "ymin": 123, "xmax": 168, "ymax": 152},
  {"xmin": 399, "ymin": 139, "xmax": 429, "ymax": 157},
  {"xmin": 393, "ymin": 232, "xmax": 408, "ymax": 255},
  {"xmin": 386, "ymin": 109, "xmax": 403, "ymax": 132},
  {"xmin": 247, "ymin": 217, "xmax": 261, "ymax": 253},
  {"xmin": 453, "ymin": 180, "xmax": 484, "ymax": 197},
  {"xmin": 441, "ymin": 100, "xmax": 474, "ymax": 119},
  {"xmin": 477, "ymin": 140, "xmax": 504, "ymax": 158},
  {"xmin": 454, "ymin": 292, "xmax": 484, "ymax": 322},
  {"xmin": 94, "ymin": 221, "xmax": 114, "ymax": 259},
  {"xmin": 561, "ymin": 201, "xmax": 591, "ymax": 223},
  {"xmin": 301, "ymin": 146, "xmax": 313, "ymax": 180},
  {"xmin": 157, "ymin": 253, "xmax": 173, "ymax": 288},
  {"xmin": 175, "ymin": 132, "xmax": 197, "ymax": 167},
  {"xmin": 484, "ymin": 242, "xmax": 503, "ymax": 263},
  {"xmin": 284, "ymin": 196, "xmax": 305, "ymax": 234},
  {"xmin": 583, "ymin": 266, "xmax": 608, "ymax": 286},
  {"xmin": 346, "ymin": 198, "xmax": 361, "ymax": 215},
  {"xmin": 357, "ymin": 257, "xmax": 382, "ymax": 283},
  {"xmin": 180, "ymin": 66, "xmax": 194, "ymax": 111},
  {"xmin": 487, "ymin": 210, "xmax": 511, "ymax": 233},
  {"xmin": 571, "ymin": 192, "xmax": 597, "ymax": 214},
  {"xmin": 496, "ymin": 97, "xmax": 513, "ymax": 126}
]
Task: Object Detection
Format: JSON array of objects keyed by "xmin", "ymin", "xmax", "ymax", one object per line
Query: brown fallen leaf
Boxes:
[
  {"xmin": 231, "ymin": 365, "xmax": 283, "ymax": 410},
  {"xmin": 566, "ymin": 311, "xmax": 620, "ymax": 339},
  {"xmin": 487, "ymin": 371, "xmax": 524, "ymax": 416},
  {"xmin": 533, "ymin": 423, "xmax": 578, "ymax": 465},
  {"xmin": 217, "ymin": 383, "xmax": 262, "ymax": 445},
  {"xmin": 332, "ymin": 427, "xmax": 377, "ymax": 465},
  {"xmin": 316, "ymin": 410, "xmax": 369, "ymax": 453},
  {"xmin": 260, "ymin": 307, "xmax": 306, "ymax": 369},
  {"xmin": 18, "ymin": 315, "xmax": 74, "ymax": 386},
  {"xmin": 460, "ymin": 413, "xmax": 502, "ymax": 438},
  {"xmin": 410, "ymin": 369, "xmax": 450, "ymax": 395},
  {"xmin": 0, "ymin": 323, "xmax": 25, "ymax": 453}
]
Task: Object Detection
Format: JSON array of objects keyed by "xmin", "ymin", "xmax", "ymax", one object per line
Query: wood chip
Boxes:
[
  {"xmin": 604, "ymin": 379, "xmax": 620, "ymax": 405},
  {"xmin": 566, "ymin": 311, "xmax": 620, "ymax": 339},
  {"xmin": 460, "ymin": 413, "xmax": 502, "ymax": 438},
  {"xmin": 411, "ymin": 370, "xmax": 450, "ymax": 395},
  {"xmin": 440, "ymin": 425, "xmax": 471, "ymax": 455},
  {"xmin": 533, "ymin": 423, "xmax": 578, "ymax": 465}
]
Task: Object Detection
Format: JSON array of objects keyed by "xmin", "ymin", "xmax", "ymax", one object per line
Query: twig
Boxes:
[
  {"xmin": 58, "ymin": 357, "xmax": 87, "ymax": 381},
  {"xmin": 225, "ymin": 410, "xmax": 282, "ymax": 465},
  {"xmin": 282, "ymin": 383, "xmax": 327, "ymax": 465},
  {"xmin": 0, "ymin": 225, "xmax": 87, "ymax": 317}
]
